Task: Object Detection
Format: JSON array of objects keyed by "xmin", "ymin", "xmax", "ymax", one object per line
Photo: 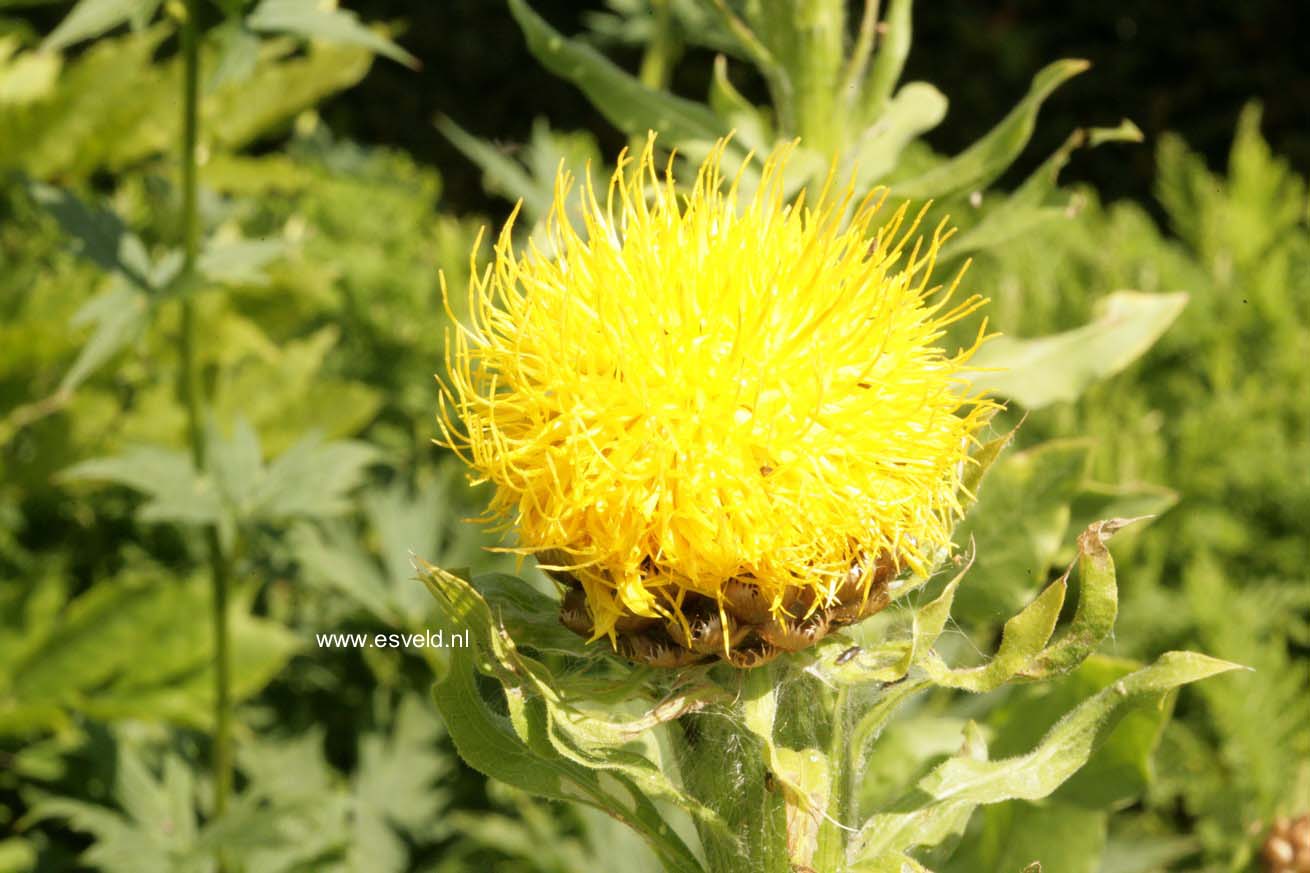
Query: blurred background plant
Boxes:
[{"xmin": 0, "ymin": 1, "xmax": 1305, "ymax": 872}]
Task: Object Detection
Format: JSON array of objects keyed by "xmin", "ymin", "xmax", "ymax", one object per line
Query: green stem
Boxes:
[
  {"xmin": 785, "ymin": 0, "xmax": 845, "ymax": 153},
  {"xmin": 812, "ymin": 684, "xmax": 850, "ymax": 871},
  {"xmin": 637, "ymin": 0, "xmax": 677, "ymax": 91},
  {"xmin": 177, "ymin": 0, "xmax": 233, "ymax": 834},
  {"xmin": 630, "ymin": 0, "xmax": 680, "ymax": 154}
]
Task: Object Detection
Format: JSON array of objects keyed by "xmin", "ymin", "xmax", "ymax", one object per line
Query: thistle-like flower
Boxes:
[{"xmin": 438, "ymin": 136, "xmax": 993, "ymax": 667}]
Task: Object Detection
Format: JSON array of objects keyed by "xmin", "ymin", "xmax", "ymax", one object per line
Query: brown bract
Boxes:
[
  {"xmin": 554, "ymin": 553, "xmax": 900, "ymax": 668},
  {"xmin": 1264, "ymin": 815, "xmax": 1310, "ymax": 873}
]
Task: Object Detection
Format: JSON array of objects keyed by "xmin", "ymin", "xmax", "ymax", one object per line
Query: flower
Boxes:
[{"xmin": 438, "ymin": 136, "xmax": 994, "ymax": 666}]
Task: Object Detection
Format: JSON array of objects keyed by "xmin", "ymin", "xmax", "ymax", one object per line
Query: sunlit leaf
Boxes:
[
  {"xmin": 851, "ymin": 652, "xmax": 1242, "ymax": 863},
  {"xmin": 246, "ymin": 0, "xmax": 417, "ymax": 68},
  {"xmin": 968, "ymin": 291, "xmax": 1188, "ymax": 408},
  {"xmin": 41, "ymin": 0, "xmax": 159, "ymax": 52}
]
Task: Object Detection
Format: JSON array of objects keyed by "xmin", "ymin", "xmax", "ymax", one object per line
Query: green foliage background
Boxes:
[{"xmin": 0, "ymin": 2, "xmax": 1306, "ymax": 872}]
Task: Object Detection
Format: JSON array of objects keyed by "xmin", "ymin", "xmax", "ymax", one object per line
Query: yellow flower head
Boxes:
[{"xmin": 438, "ymin": 136, "xmax": 993, "ymax": 665}]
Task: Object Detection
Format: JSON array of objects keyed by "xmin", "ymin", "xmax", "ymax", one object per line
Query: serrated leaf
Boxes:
[
  {"xmin": 508, "ymin": 0, "xmax": 725, "ymax": 145},
  {"xmin": 289, "ymin": 520, "xmax": 399, "ymax": 625},
  {"xmin": 893, "ymin": 59, "xmax": 1089, "ymax": 200},
  {"xmin": 61, "ymin": 446, "xmax": 223, "ymax": 525},
  {"xmin": 59, "ymin": 280, "xmax": 149, "ymax": 393},
  {"xmin": 351, "ymin": 696, "xmax": 450, "ymax": 867},
  {"xmin": 249, "ymin": 433, "xmax": 377, "ymax": 520},
  {"xmin": 1, "ymin": 566, "xmax": 298, "ymax": 731},
  {"xmin": 26, "ymin": 182, "xmax": 153, "ymax": 289},
  {"xmin": 246, "ymin": 0, "xmax": 417, "ymax": 68},
  {"xmin": 25, "ymin": 797, "xmax": 166, "ymax": 873},
  {"xmin": 198, "ymin": 236, "xmax": 286, "ymax": 285},
  {"xmin": 27, "ymin": 744, "xmax": 201, "ymax": 873},
  {"xmin": 208, "ymin": 418, "xmax": 262, "ymax": 513},
  {"xmin": 968, "ymin": 291, "xmax": 1188, "ymax": 408}
]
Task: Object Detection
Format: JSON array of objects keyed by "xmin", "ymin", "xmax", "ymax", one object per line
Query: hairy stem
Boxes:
[{"xmin": 177, "ymin": 0, "xmax": 233, "ymax": 837}]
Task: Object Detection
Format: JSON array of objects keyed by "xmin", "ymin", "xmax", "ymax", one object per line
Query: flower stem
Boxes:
[{"xmin": 177, "ymin": 0, "xmax": 233, "ymax": 834}]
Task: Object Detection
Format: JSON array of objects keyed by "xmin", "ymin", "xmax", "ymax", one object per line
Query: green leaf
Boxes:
[
  {"xmin": 58, "ymin": 280, "xmax": 149, "ymax": 394},
  {"xmin": 892, "ymin": 59, "xmax": 1089, "ymax": 200},
  {"xmin": 850, "ymin": 852, "xmax": 934, "ymax": 873},
  {"xmin": 942, "ymin": 801, "xmax": 1107, "ymax": 873},
  {"xmin": 289, "ymin": 520, "xmax": 398, "ymax": 624},
  {"xmin": 851, "ymin": 651, "xmax": 1242, "ymax": 863},
  {"xmin": 924, "ymin": 567, "xmax": 1067, "ymax": 693},
  {"xmin": 988, "ymin": 656, "xmax": 1175, "ymax": 809},
  {"xmin": 508, "ymin": 0, "xmax": 725, "ymax": 145},
  {"xmin": 940, "ymin": 120, "xmax": 1143, "ymax": 260},
  {"xmin": 246, "ymin": 0, "xmax": 418, "ymax": 68},
  {"xmin": 0, "ymin": 565, "xmax": 299, "ymax": 732},
  {"xmin": 1067, "ymin": 481, "xmax": 1177, "ymax": 541},
  {"xmin": 417, "ymin": 562, "xmax": 709, "ymax": 873},
  {"xmin": 1097, "ymin": 833, "xmax": 1201, "ymax": 873},
  {"xmin": 707, "ymin": 53, "xmax": 773, "ymax": 150},
  {"xmin": 198, "ymin": 236, "xmax": 286, "ymax": 285},
  {"xmin": 29, "ymin": 743, "xmax": 217, "ymax": 873},
  {"xmin": 436, "ymin": 115, "xmax": 551, "ymax": 220},
  {"xmin": 84, "ymin": 604, "xmax": 299, "ymax": 727},
  {"xmin": 436, "ymin": 115, "xmax": 603, "ymax": 237},
  {"xmin": 61, "ymin": 446, "xmax": 224, "ymax": 526},
  {"xmin": 41, "ymin": 0, "xmax": 158, "ymax": 52},
  {"xmin": 206, "ymin": 20, "xmax": 260, "ymax": 91},
  {"xmin": 1022, "ymin": 518, "xmax": 1135, "ymax": 679},
  {"xmin": 207, "ymin": 418, "xmax": 263, "ymax": 515},
  {"xmin": 249, "ymin": 432, "xmax": 377, "ymax": 520},
  {"xmin": 26, "ymin": 182, "xmax": 154, "ymax": 289},
  {"xmin": 968, "ymin": 291, "xmax": 1188, "ymax": 408},
  {"xmin": 958, "ymin": 420, "xmax": 1019, "ymax": 512},
  {"xmin": 952, "ymin": 440, "xmax": 1091, "ymax": 623},
  {"xmin": 209, "ymin": 326, "xmax": 382, "ymax": 455},
  {"xmin": 0, "ymin": 838, "xmax": 37, "ymax": 873},
  {"xmin": 470, "ymin": 573, "xmax": 592, "ymax": 657},
  {"xmin": 0, "ymin": 37, "xmax": 60, "ymax": 104},
  {"xmin": 812, "ymin": 555, "xmax": 970, "ymax": 688},
  {"xmin": 849, "ymin": 81, "xmax": 947, "ymax": 187},
  {"xmin": 351, "ymin": 695, "xmax": 452, "ymax": 870}
]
